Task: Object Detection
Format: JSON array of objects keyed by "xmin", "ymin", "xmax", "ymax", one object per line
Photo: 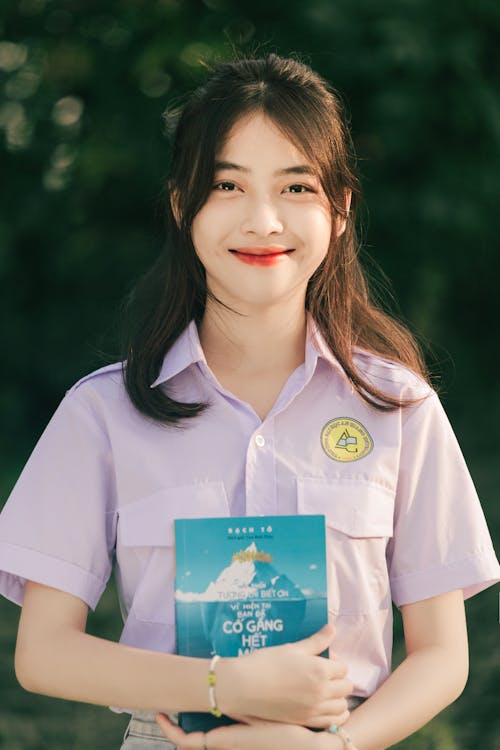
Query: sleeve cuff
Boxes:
[
  {"xmin": 0, "ymin": 541, "xmax": 109, "ymax": 610},
  {"xmin": 390, "ymin": 546, "xmax": 500, "ymax": 608}
]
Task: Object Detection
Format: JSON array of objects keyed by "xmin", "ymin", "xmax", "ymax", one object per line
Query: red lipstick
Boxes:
[{"xmin": 229, "ymin": 246, "xmax": 294, "ymax": 266}]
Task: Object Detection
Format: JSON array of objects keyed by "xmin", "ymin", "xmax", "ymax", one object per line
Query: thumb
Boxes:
[{"xmin": 291, "ymin": 623, "xmax": 336, "ymax": 654}]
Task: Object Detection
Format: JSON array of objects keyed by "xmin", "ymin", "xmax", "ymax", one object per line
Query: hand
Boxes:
[
  {"xmin": 217, "ymin": 624, "xmax": 353, "ymax": 728},
  {"xmin": 155, "ymin": 714, "xmax": 342, "ymax": 750}
]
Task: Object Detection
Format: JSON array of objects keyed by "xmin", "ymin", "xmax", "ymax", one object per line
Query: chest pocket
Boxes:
[
  {"xmin": 297, "ymin": 476, "xmax": 394, "ymax": 616},
  {"xmin": 117, "ymin": 481, "xmax": 229, "ymax": 624}
]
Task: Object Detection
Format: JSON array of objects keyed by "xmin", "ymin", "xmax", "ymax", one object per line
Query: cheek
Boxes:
[
  {"xmin": 292, "ymin": 202, "xmax": 331, "ymax": 234},
  {"xmin": 305, "ymin": 210, "xmax": 332, "ymax": 250},
  {"xmin": 300, "ymin": 213, "xmax": 332, "ymax": 270},
  {"xmin": 191, "ymin": 204, "xmax": 228, "ymax": 254},
  {"xmin": 190, "ymin": 211, "xmax": 212, "ymax": 260}
]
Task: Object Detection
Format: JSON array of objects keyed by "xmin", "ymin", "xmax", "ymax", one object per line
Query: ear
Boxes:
[
  {"xmin": 168, "ymin": 182, "xmax": 181, "ymax": 227},
  {"xmin": 335, "ymin": 190, "xmax": 352, "ymax": 238}
]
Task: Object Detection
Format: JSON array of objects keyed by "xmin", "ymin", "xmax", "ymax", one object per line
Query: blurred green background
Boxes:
[{"xmin": 1, "ymin": 0, "xmax": 499, "ymax": 748}]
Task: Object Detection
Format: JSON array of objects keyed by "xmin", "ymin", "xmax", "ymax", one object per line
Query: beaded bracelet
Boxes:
[
  {"xmin": 208, "ymin": 654, "xmax": 222, "ymax": 718},
  {"xmin": 327, "ymin": 724, "xmax": 358, "ymax": 750}
]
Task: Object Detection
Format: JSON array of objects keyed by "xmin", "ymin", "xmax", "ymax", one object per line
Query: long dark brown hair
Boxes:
[{"xmin": 122, "ymin": 53, "xmax": 429, "ymax": 426}]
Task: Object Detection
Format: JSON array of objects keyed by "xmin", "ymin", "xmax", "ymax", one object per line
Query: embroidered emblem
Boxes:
[{"xmin": 321, "ymin": 418, "xmax": 373, "ymax": 462}]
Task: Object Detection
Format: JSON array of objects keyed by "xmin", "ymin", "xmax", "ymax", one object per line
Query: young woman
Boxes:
[{"xmin": 0, "ymin": 54, "xmax": 498, "ymax": 750}]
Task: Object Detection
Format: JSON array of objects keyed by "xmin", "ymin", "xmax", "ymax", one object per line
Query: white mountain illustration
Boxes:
[{"xmin": 176, "ymin": 542, "xmax": 304, "ymax": 602}]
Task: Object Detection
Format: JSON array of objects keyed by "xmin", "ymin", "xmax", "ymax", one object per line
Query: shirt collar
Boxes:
[
  {"xmin": 150, "ymin": 321, "xmax": 206, "ymax": 387},
  {"xmin": 304, "ymin": 312, "xmax": 344, "ymax": 374},
  {"xmin": 150, "ymin": 312, "xmax": 344, "ymax": 388}
]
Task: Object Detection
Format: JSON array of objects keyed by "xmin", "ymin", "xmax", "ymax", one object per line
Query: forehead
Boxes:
[{"xmin": 217, "ymin": 111, "xmax": 307, "ymax": 162}]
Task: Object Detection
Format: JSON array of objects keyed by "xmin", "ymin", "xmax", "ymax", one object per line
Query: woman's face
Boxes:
[{"xmin": 191, "ymin": 111, "xmax": 346, "ymax": 312}]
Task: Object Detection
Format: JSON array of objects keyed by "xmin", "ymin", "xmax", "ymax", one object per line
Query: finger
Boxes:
[
  {"xmin": 291, "ymin": 623, "xmax": 336, "ymax": 655},
  {"xmin": 336, "ymin": 709, "xmax": 351, "ymax": 726},
  {"xmin": 324, "ymin": 676, "xmax": 355, "ymax": 698},
  {"xmin": 297, "ymin": 697, "xmax": 351, "ymax": 730},
  {"xmin": 316, "ymin": 697, "xmax": 350, "ymax": 716},
  {"xmin": 325, "ymin": 659, "xmax": 350, "ymax": 680},
  {"xmin": 302, "ymin": 709, "xmax": 350, "ymax": 730},
  {"xmin": 155, "ymin": 713, "xmax": 205, "ymax": 749},
  {"xmin": 155, "ymin": 714, "xmax": 181, "ymax": 742}
]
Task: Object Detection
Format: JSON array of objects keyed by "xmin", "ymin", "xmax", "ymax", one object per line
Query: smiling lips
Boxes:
[{"xmin": 229, "ymin": 246, "xmax": 295, "ymax": 266}]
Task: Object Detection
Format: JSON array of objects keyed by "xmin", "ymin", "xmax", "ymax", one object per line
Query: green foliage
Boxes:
[
  {"xmin": 1, "ymin": 1, "xmax": 499, "ymax": 747},
  {"xmin": 1, "ymin": 0, "xmax": 499, "ymax": 455}
]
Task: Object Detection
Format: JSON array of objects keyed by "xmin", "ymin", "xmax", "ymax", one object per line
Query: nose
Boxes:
[{"xmin": 240, "ymin": 196, "xmax": 284, "ymax": 236}]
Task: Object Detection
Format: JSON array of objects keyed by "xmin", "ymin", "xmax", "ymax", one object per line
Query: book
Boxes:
[{"xmin": 174, "ymin": 514, "xmax": 328, "ymax": 733}]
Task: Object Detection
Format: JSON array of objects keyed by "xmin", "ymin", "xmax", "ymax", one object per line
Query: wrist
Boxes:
[
  {"xmin": 322, "ymin": 722, "xmax": 359, "ymax": 750},
  {"xmin": 317, "ymin": 729, "xmax": 344, "ymax": 750},
  {"xmin": 212, "ymin": 655, "xmax": 241, "ymax": 715}
]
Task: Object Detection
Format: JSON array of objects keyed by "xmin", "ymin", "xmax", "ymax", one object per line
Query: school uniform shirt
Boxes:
[{"xmin": 0, "ymin": 313, "xmax": 499, "ymax": 713}]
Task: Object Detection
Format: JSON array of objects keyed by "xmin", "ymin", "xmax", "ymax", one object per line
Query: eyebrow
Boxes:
[{"xmin": 214, "ymin": 160, "xmax": 317, "ymax": 177}]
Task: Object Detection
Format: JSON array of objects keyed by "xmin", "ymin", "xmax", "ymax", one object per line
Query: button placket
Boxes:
[{"xmin": 245, "ymin": 423, "xmax": 277, "ymax": 516}]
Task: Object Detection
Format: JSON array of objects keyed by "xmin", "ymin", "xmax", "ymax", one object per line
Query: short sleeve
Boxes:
[
  {"xmin": 387, "ymin": 391, "xmax": 500, "ymax": 608},
  {"xmin": 0, "ymin": 387, "xmax": 117, "ymax": 610}
]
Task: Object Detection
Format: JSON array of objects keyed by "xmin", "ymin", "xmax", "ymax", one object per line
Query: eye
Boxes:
[
  {"xmin": 285, "ymin": 184, "xmax": 316, "ymax": 194},
  {"xmin": 212, "ymin": 181, "xmax": 238, "ymax": 191}
]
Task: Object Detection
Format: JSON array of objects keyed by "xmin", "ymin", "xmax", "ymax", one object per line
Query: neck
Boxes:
[{"xmin": 198, "ymin": 299, "xmax": 308, "ymax": 375}]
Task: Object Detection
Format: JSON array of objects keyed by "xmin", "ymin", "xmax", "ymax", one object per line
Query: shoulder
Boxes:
[
  {"xmin": 61, "ymin": 362, "xmax": 128, "ymax": 431},
  {"xmin": 65, "ymin": 361, "xmax": 125, "ymax": 398},
  {"xmin": 352, "ymin": 347, "xmax": 432, "ymax": 402}
]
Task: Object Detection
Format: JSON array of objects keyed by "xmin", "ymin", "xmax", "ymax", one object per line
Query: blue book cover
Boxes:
[{"xmin": 174, "ymin": 514, "xmax": 328, "ymax": 733}]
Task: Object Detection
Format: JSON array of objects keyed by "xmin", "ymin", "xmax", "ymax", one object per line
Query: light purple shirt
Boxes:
[{"xmin": 1, "ymin": 314, "xmax": 499, "ymax": 709}]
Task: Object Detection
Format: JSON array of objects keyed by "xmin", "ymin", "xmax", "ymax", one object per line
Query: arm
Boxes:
[
  {"xmin": 15, "ymin": 580, "xmax": 351, "ymax": 724},
  {"xmin": 15, "ymin": 580, "xmax": 215, "ymax": 712},
  {"xmin": 320, "ymin": 589, "xmax": 469, "ymax": 750},
  {"xmin": 156, "ymin": 589, "xmax": 467, "ymax": 750}
]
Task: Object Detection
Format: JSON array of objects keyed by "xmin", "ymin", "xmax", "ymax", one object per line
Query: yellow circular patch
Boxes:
[{"xmin": 321, "ymin": 417, "xmax": 373, "ymax": 462}]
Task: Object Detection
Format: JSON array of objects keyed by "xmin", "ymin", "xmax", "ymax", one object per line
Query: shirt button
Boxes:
[{"xmin": 255, "ymin": 434, "xmax": 265, "ymax": 447}]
